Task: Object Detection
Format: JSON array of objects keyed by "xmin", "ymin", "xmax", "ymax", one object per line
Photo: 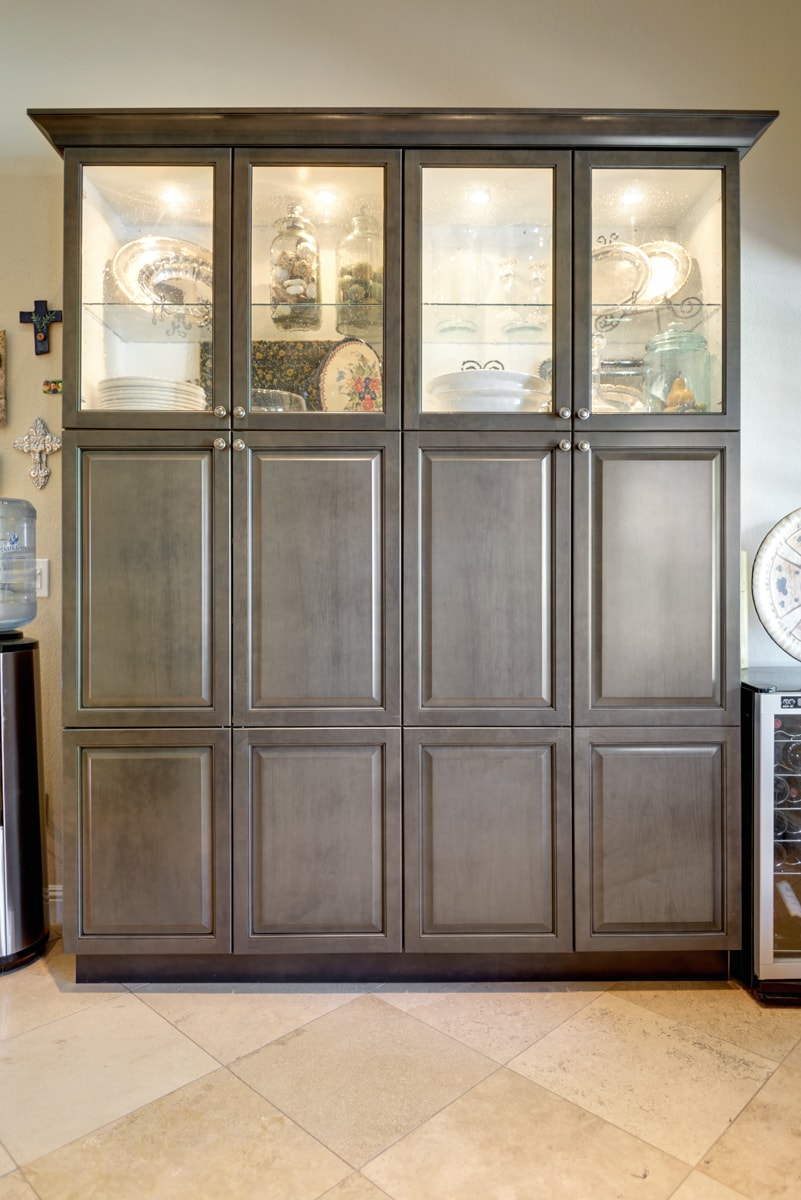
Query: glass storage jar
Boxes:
[
  {"xmin": 270, "ymin": 204, "xmax": 321, "ymax": 330},
  {"xmin": 643, "ymin": 322, "xmax": 711, "ymax": 414},
  {"xmin": 0, "ymin": 498, "xmax": 36, "ymax": 633},
  {"xmin": 336, "ymin": 207, "xmax": 383, "ymax": 336}
]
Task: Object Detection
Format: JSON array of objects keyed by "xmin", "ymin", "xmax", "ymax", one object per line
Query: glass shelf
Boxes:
[
  {"xmin": 83, "ymin": 303, "xmax": 213, "ymax": 345},
  {"xmin": 591, "ymin": 301, "xmax": 722, "ymax": 333},
  {"xmin": 422, "ymin": 303, "xmax": 552, "ymax": 345},
  {"xmin": 250, "ymin": 303, "xmax": 383, "ymax": 342}
]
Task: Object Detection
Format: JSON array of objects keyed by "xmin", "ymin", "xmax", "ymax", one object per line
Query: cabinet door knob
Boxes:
[
  {"xmin": 213, "ymin": 406, "xmax": 228, "ymax": 418},
  {"xmin": 559, "ymin": 439, "xmax": 572, "ymax": 452},
  {"xmin": 558, "ymin": 407, "xmax": 571, "ymax": 420},
  {"xmin": 213, "ymin": 437, "xmax": 228, "ymax": 451},
  {"xmin": 233, "ymin": 406, "xmax": 246, "ymax": 419},
  {"xmin": 232, "ymin": 438, "xmax": 246, "ymax": 452},
  {"xmin": 577, "ymin": 439, "xmax": 591, "ymax": 452},
  {"xmin": 576, "ymin": 407, "xmax": 590, "ymax": 420}
]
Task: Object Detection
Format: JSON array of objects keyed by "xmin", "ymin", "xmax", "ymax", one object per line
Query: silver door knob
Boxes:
[
  {"xmin": 577, "ymin": 439, "xmax": 591, "ymax": 452},
  {"xmin": 559, "ymin": 439, "xmax": 572, "ymax": 452},
  {"xmin": 213, "ymin": 437, "xmax": 227, "ymax": 451},
  {"xmin": 558, "ymin": 407, "xmax": 571, "ymax": 420},
  {"xmin": 576, "ymin": 407, "xmax": 590, "ymax": 420},
  {"xmin": 213, "ymin": 406, "xmax": 227, "ymax": 418},
  {"xmin": 233, "ymin": 407, "xmax": 246, "ymax": 419},
  {"xmin": 232, "ymin": 438, "xmax": 246, "ymax": 452}
]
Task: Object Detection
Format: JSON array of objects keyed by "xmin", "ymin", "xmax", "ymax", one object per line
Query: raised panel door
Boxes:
[
  {"xmin": 62, "ymin": 430, "xmax": 230, "ymax": 727},
  {"xmin": 404, "ymin": 728, "xmax": 572, "ymax": 952},
  {"xmin": 234, "ymin": 728, "xmax": 401, "ymax": 952},
  {"xmin": 573, "ymin": 727, "xmax": 740, "ymax": 950},
  {"xmin": 63, "ymin": 728, "xmax": 231, "ymax": 954},
  {"xmin": 234, "ymin": 432, "xmax": 400, "ymax": 725},
  {"xmin": 404, "ymin": 432, "xmax": 570, "ymax": 726},
  {"xmin": 573, "ymin": 432, "xmax": 739, "ymax": 725}
]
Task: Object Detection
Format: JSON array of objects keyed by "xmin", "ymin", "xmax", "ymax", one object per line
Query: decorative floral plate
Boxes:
[
  {"xmin": 752, "ymin": 507, "xmax": 801, "ymax": 661},
  {"xmin": 319, "ymin": 339, "xmax": 383, "ymax": 412}
]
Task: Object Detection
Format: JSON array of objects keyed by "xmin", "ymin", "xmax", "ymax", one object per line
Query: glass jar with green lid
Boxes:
[{"xmin": 642, "ymin": 322, "xmax": 711, "ymax": 414}]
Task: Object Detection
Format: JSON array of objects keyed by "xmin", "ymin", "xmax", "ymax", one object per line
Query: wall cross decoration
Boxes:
[
  {"xmin": 19, "ymin": 300, "xmax": 62, "ymax": 355},
  {"xmin": 13, "ymin": 417, "xmax": 62, "ymax": 489}
]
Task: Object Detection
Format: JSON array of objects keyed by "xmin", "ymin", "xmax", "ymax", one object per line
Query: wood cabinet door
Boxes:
[
  {"xmin": 234, "ymin": 728, "xmax": 401, "ymax": 952},
  {"xmin": 234, "ymin": 432, "xmax": 400, "ymax": 725},
  {"xmin": 573, "ymin": 432, "xmax": 739, "ymax": 725},
  {"xmin": 404, "ymin": 728, "xmax": 573, "ymax": 953},
  {"xmin": 63, "ymin": 728, "xmax": 231, "ymax": 955},
  {"xmin": 63, "ymin": 430, "xmax": 231, "ymax": 727},
  {"xmin": 404, "ymin": 433, "xmax": 571, "ymax": 726},
  {"xmin": 573, "ymin": 727, "xmax": 740, "ymax": 951}
]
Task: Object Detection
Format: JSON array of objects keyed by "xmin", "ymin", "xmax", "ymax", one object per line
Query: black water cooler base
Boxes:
[{"xmin": 0, "ymin": 634, "xmax": 49, "ymax": 972}]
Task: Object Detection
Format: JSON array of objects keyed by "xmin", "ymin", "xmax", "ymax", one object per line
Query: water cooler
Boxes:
[{"xmin": 0, "ymin": 498, "xmax": 49, "ymax": 972}]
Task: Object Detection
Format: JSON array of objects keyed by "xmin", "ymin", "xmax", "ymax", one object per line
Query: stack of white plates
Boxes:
[{"xmin": 92, "ymin": 376, "xmax": 209, "ymax": 411}]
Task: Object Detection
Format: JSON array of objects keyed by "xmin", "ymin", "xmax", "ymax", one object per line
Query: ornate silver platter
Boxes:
[
  {"xmin": 591, "ymin": 241, "xmax": 650, "ymax": 307},
  {"xmin": 639, "ymin": 240, "xmax": 692, "ymax": 304},
  {"xmin": 111, "ymin": 236, "xmax": 213, "ymax": 325}
]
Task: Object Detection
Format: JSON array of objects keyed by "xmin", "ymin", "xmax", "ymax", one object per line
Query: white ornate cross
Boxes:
[{"xmin": 13, "ymin": 416, "xmax": 62, "ymax": 490}]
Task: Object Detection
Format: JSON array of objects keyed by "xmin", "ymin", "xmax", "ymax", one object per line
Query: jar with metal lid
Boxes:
[
  {"xmin": 336, "ymin": 207, "xmax": 384, "ymax": 336},
  {"xmin": 642, "ymin": 322, "xmax": 711, "ymax": 414},
  {"xmin": 0, "ymin": 499, "xmax": 36, "ymax": 633},
  {"xmin": 270, "ymin": 204, "xmax": 321, "ymax": 330}
]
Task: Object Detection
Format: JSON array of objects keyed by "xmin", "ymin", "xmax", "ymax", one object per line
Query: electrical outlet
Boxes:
[{"xmin": 35, "ymin": 558, "xmax": 50, "ymax": 598}]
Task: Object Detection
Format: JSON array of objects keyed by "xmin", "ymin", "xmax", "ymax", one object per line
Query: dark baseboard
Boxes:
[{"xmin": 76, "ymin": 949, "xmax": 730, "ymax": 985}]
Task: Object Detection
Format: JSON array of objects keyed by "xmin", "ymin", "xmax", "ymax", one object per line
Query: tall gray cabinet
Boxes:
[{"xmin": 30, "ymin": 108, "xmax": 775, "ymax": 981}]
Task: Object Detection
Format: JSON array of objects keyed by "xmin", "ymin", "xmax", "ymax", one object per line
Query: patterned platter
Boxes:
[
  {"xmin": 752, "ymin": 507, "xmax": 801, "ymax": 661},
  {"xmin": 319, "ymin": 339, "xmax": 383, "ymax": 412}
]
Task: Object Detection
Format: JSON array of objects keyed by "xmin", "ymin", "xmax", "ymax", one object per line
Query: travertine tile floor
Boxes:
[{"xmin": 2, "ymin": 936, "xmax": 801, "ymax": 1199}]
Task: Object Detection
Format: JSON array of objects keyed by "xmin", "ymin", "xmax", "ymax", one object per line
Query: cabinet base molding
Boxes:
[{"xmin": 75, "ymin": 950, "xmax": 729, "ymax": 986}]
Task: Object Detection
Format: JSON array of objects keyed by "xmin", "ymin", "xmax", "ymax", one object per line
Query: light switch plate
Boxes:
[{"xmin": 35, "ymin": 558, "xmax": 50, "ymax": 598}]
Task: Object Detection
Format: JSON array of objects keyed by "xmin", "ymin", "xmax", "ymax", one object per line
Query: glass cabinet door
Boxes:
[
  {"xmin": 70, "ymin": 152, "xmax": 230, "ymax": 424},
  {"xmin": 406, "ymin": 152, "xmax": 570, "ymax": 426},
  {"xmin": 578, "ymin": 154, "xmax": 734, "ymax": 425},
  {"xmin": 236, "ymin": 153, "xmax": 400, "ymax": 425}
]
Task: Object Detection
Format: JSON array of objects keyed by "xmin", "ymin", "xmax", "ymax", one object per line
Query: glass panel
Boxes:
[
  {"xmin": 80, "ymin": 165, "xmax": 215, "ymax": 414},
  {"xmin": 591, "ymin": 168, "xmax": 723, "ymax": 416},
  {"xmin": 772, "ymin": 712, "xmax": 801, "ymax": 961},
  {"xmin": 420, "ymin": 167, "xmax": 554, "ymax": 415},
  {"xmin": 250, "ymin": 166, "xmax": 385, "ymax": 414}
]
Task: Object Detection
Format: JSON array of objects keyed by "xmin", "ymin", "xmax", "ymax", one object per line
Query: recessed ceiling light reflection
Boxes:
[
  {"xmin": 621, "ymin": 186, "xmax": 644, "ymax": 207},
  {"xmin": 160, "ymin": 185, "xmax": 185, "ymax": 210},
  {"xmin": 469, "ymin": 188, "xmax": 490, "ymax": 206}
]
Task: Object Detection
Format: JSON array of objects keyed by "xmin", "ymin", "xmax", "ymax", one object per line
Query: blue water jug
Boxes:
[{"xmin": 0, "ymin": 499, "xmax": 37, "ymax": 632}]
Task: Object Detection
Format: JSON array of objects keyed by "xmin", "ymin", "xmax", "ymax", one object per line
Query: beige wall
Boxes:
[{"xmin": 1, "ymin": 0, "xmax": 800, "ymax": 891}]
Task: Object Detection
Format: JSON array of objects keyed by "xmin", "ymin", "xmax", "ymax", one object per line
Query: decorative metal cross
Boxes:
[
  {"xmin": 12, "ymin": 417, "xmax": 62, "ymax": 490},
  {"xmin": 19, "ymin": 300, "xmax": 62, "ymax": 355}
]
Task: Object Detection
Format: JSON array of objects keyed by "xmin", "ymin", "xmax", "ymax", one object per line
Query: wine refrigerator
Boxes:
[{"xmin": 736, "ymin": 669, "xmax": 801, "ymax": 1000}]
